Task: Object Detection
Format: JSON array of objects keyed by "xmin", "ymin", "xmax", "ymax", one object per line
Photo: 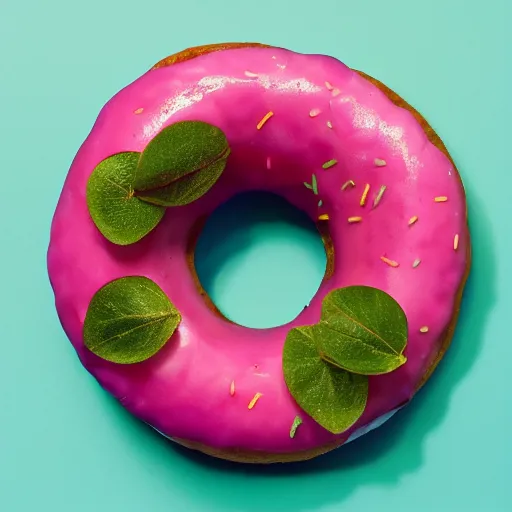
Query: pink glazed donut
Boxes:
[{"xmin": 48, "ymin": 43, "xmax": 470, "ymax": 463}]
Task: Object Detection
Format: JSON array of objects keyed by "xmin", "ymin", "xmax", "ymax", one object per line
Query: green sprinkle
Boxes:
[
  {"xmin": 312, "ymin": 174, "xmax": 318, "ymax": 195},
  {"xmin": 290, "ymin": 416, "xmax": 303, "ymax": 438},
  {"xmin": 322, "ymin": 159, "xmax": 338, "ymax": 170},
  {"xmin": 318, "ymin": 199, "xmax": 323, "ymax": 207},
  {"xmin": 304, "ymin": 182, "xmax": 313, "ymax": 190}
]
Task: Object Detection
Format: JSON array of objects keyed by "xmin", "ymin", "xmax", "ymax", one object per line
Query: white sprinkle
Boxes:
[
  {"xmin": 244, "ymin": 70, "xmax": 259, "ymax": 78},
  {"xmin": 412, "ymin": 259, "xmax": 421, "ymax": 268},
  {"xmin": 373, "ymin": 185, "xmax": 387, "ymax": 208},
  {"xmin": 277, "ymin": 64, "xmax": 286, "ymax": 70},
  {"xmin": 271, "ymin": 55, "xmax": 277, "ymax": 59},
  {"xmin": 309, "ymin": 108, "xmax": 321, "ymax": 118},
  {"xmin": 266, "ymin": 157, "xmax": 271, "ymax": 170},
  {"xmin": 420, "ymin": 326, "xmax": 429, "ymax": 333},
  {"xmin": 332, "ymin": 88, "xmax": 341, "ymax": 97},
  {"xmin": 327, "ymin": 120, "xmax": 333, "ymax": 129},
  {"xmin": 325, "ymin": 81, "xmax": 334, "ymax": 91},
  {"xmin": 374, "ymin": 158, "xmax": 387, "ymax": 167},
  {"xmin": 454, "ymin": 234, "xmax": 459, "ymax": 250},
  {"xmin": 133, "ymin": 107, "xmax": 144, "ymax": 115}
]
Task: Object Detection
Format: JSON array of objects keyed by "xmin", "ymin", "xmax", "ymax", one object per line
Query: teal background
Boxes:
[{"xmin": 1, "ymin": 0, "xmax": 510, "ymax": 510}]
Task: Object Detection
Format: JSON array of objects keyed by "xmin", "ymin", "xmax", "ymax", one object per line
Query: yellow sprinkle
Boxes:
[
  {"xmin": 341, "ymin": 180, "xmax": 355, "ymax": 191},
  {"xmin": 332, "ymin": 88, "xmax": 341, "ymax": 97},
  {"xmin": 230, "ymin": 381, "xmax": 235, "ymax": 397},
  {"xmin": 309, "ymin": 108, "xmax": 321, "ymax": 118},
  {"xmin": 408, "ymin": 215, "xmax": 419, "ymax": 226},
  {"xmin": 454, "ymin": 234, "xmax": 459, "ymax": 250},
  {"xmin": 245, "ymin": 70, "xmax": 259, "ymax": 77},
  {"xmin": 419, "ymin": 326, "xmax": 429, "ymax": 333},
  {"xmin": 434, "ymin": 196, "xmax": 448, "ymax": 203},
  {"xmin": 327, "ymin": 121, "xmax": 333, "ymax": 129},
  {"xmin": 360, "ymin": 184, "xmax": 370, "ymax": 206},
  {"xmin": 348, "ymin": 216, "xmax": 362, "ymax": 223},
  {"xmin": 412, "ymin": 258, "xmax": 421, "ymax": 268},
  {"xmin": 318, "ymin": 213, "xmax": 330, "ymax": 221},
  {"xmin": 374, "ymin": 158, "xmax": 387, "ymax": 167},
  {"xmin": 373, "ymin": 185, "xmax": 387, "ymax": 208},
  {"xmin": 380, "ymin": 256, "xmax": 399, "ymax": 268},
  {"xmin": 325, "ymin": 81, "xmax": 334, "ymax": 91},
  {"xmin": 257, "ymin": 111, "xmax": 274, "ymax": 130},
  {"xmin": 248, "ymin": 392, "xmax": 263, "ymax": 410},
  {"xmin": 133, "ymin": 108, "xmax": 144, "ymax": 114}
]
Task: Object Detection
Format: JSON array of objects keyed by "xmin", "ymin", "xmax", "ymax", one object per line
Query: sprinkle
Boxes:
[
  {"xmin": 420, "ymin": 326, "xmax": 429, "ymax": 333},
  {"xmin": 304, "ymin": 182, "xmax": 312, "ymax": 190},
  {"xmin": 373, "ymin": 185, "xmax": 387, "ymax": 208},
  {"xmin": 289, "ymin": 416, "xmax": 303, "ymax": 439},
  {"xmin": 434, "ymin": 196, "xmax": 448, "ymax": 203},
  {"xmin": 318, "ymin": 214, "xmax": 330, "ymax": 221},
  {"xmin": 133, "ymin": 108, "xmax": 144, "ymax": 114},
  {"xmin": 360, "ymin": 183, "xmax": 370, "ymax": 206},
  {"xmin": 348, "ymin": 216, "xmax": 362, "ymax": 223},
  {"xmin": 412, "ymin": 259, "xmax": 421, "ymax": 268},
  {"xmin": 277, "ymin": 64, "xmax": 286, "ymax": 70},
  {"xmin": 311, "ymin": 174, "xmax": 318, "ymax": 195},
  {"xmin": 248, "ymin": 392, "xmax": 263, "ymax": 410},
  {"xmin": 454, "ymin": 234, "xmax": 459, "ymax": 250},
  {"xmin": 257, "ymin": 111, "xmax": 274, "ymax": 130},
  {"xmin": 230, "ymin": 381, "xmax": 235, "ymax": 396},
  {"xmin": 322, "ymin": 159, "xmax": 338, "ymax": 170},
  {"xmin": 408, "ymin": 216, "xmax": 419, "ymax": 226},
  {"xmin": 374, "ymin": 158, "xmax": 387, "ymax": 167},
  {"xmin": 327, "ymin": 121, "xmax": 333, "ymax": 129},
  {"xmin": 341, "ymin": 180, "xmax": 356, "ymax": 191},
  {"xmin": 266, "ymin": 157, "xmax": 271, "ymax": 170},
  {"xmin": 318, "ymin": 200, "xmax": 323, "ymax": 207},
  {"xmin": 332, "ymin": 88, "xmax": 341, "ymax": 97},
  {"xmin": 309, "ymin": 108, "xmax": 321, "ymax": 118},
  {"xmin": 272, "ymin": 55, "xmax": 277, "ymax": 60},
  {"xmin": 245, "ymin": 70, "xmax": 259, "ymax": 77},
  {"xmin": 380, "ymin": 256, "xmax": 399, "ymax": 268},
  {"xmin": 325, "ymin": 81, "xmax": 334, "ymax": 91}
]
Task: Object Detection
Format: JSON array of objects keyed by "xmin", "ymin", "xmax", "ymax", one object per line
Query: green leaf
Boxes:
[
  {"xmin": 282, "ymin": 325, "xmax": 368, "ymax": 434},
  {"xmin": 136, "ymin": 154, "xmax": 228, "ymax": 207},
  {"xmin": 83, "ymin": 276, "xmax": 181, "ymax": 364},
  {"xmin": 133, "ymin": 121, "xmax": 230, "ymax": 205},
  {"xmin": 319, "ymin": 286, "xmax": 408, "ymax": 375},
  {"xmin": 86, "ymin": 152, "xmax": 165, "ymax": 245}
]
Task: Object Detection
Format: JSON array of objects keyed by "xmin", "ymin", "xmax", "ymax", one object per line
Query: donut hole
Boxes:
[{"xmin": 194, "ymin": 191, "xmax": 327, "ymax": 328}]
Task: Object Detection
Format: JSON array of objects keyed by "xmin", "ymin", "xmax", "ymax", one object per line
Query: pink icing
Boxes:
[{"xmin": 47, "ymin": 47, "xmax": 468, "ymax": 455}]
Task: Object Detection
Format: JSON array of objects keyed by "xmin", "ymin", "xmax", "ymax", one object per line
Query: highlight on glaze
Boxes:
[{"xmin": 47, "ymin": 44, "xmax": 470, "ymax": 462}]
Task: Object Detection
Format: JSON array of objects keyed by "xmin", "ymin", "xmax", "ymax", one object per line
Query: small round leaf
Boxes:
[
  {"xmin": 283, "ymin": 325, "xmax": 368, "ymax": 434},
  {"xmin": 134, "ymin": 121, "xmax": 230, "ymax": 191},
  {"xmin": 136, "ymin": 153, "xmax": 229, "ymax": 207},
  {"xmin": 319, "ymin": 286, "xmax": 408, "ymax": 375},
  {"xmin": 83, "ymin": 276, "xmax": 181, "ymax": 364},
  {"xmin": 86, "ymin": 152, "xmax": 165, "ymax": 245}
]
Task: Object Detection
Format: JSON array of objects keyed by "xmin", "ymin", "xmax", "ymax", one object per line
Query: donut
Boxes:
[{"xmin": 48, "ymin": 43, "xmax": 470, "ymax": 463}]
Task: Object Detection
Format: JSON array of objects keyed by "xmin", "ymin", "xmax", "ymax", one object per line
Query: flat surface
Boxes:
[{"xmin": 1, "ymin": 0, "xmax": 510, "ymax": 510}]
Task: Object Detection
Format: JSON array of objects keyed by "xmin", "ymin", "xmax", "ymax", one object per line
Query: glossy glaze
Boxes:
[{"xmin": 48, "ymin": 47, "xmax": 468, "ymax": 455}]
